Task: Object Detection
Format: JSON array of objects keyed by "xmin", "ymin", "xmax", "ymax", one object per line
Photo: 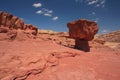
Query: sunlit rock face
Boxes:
[
  {"xmin": 67, "ymin": 19, "xmax": 99, "ymax": 41},
  {"xmin": 0, "ymin": 11, "xmax": 38, "ymax": 40},
  {"xmin": 67, "ymin": 19, "xmax": 99, "ymax": 51}
]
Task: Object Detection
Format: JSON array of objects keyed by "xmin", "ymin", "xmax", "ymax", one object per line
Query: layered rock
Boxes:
[
  {"xmin": 67, "ymin": 19, "xmax": 99, "ymax": 51},
  {"xmin": 0, "ymin": 11, "xmax": 38, "ymax": 41},
  {"xmin": 98, "ymin": 30, "xmax": 120, "ymax": 42}
]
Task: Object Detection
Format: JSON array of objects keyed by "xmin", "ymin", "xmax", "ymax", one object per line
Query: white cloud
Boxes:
[
  {"xmin": 87, "ymin": 0, "xmax": 98, "ymax": 5},
  {"xmin": 36, "ymin": 8, "xmax": 53, "ymax": 15},
  {"xmin": 48, "ymin": 10, "xmax": 53, "ymax": 13},
  {"xmin": 92, "ymin": 12, "xmax": 96, "ymax": 15},
  {"xmin": 76, "ymin": 0, "xmax": 106, "ymax": 8},
  {"xmin": 52, "ymin": 16, "xmax": 59, "ymax": 21},
  {"xmin": 94, "ymin": 18, "xmax": 99, "ymax": 22},
  {"xmin": 33, "ymin": 3, "xmax": 42, "ymax": 8},
  {"xmin": 44, "ymin": 13, "xmax": 52, "ymax": 17},
  {"xmin": 88, "ymin": 0, "xmax": 106, "ymax": 8},
  {"xmin": 89, "ymin": 11, "xmax": 96, "ymax": 16},
  {"xmin": 36, "ymin": 8, "xmax": 55, "ymax": 18},
  {"xmin": 33, "ymin": 2, "xmax": 58, "ymax": 21},
  {"xmin": 95, "ymin": 4, "xmax": 100, "ymax": 7},
  {"xmin": 101, "ymin": 29, "xmax": 110, "ymax": 33},
  {"xmin": 101, "ymin": 0, "xmax": 105, "ymax": 4},
  {"xmin": 36, "ymin": 10, "xmax": 43, "ymax": 14},
  {"xmin": 42, "ymin": 8, "xmax": 53, "ymax": 13}
]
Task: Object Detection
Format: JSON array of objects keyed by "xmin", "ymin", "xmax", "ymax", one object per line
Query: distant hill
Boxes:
[{"xmin": 98, "ymin": 30, "xmax": 120, "ymax": 42}]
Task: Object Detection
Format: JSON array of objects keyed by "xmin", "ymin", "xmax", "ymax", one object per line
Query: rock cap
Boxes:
[{"xmin": 67, "ymin": 19, "xmax": 99, "ymax": 41}]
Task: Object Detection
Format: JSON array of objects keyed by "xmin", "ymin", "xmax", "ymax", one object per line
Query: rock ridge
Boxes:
[{"xmin": 0, "ymin": 11, "xmax": 38, "ymax": 41}]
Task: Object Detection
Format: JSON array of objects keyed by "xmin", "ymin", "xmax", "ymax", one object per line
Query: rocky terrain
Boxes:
[
  {"xmin": 0, "ymin": 11, "xmax": 120, "ymax": 80},
  {"xmin": 96, "ymin": 30, "xmax": 120, "ymax": 49},
  {"xmin": 0, "ymin": 11, "xmax": 37, "ymax": 41},
  {"xmin": 98, "ymin": 30, "xmax": 120, "ymax": 42}
]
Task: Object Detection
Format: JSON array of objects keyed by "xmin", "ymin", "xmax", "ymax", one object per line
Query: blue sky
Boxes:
[{"xmin": 0, "ymin": 0, "xmax": 120, "ymax": 34}]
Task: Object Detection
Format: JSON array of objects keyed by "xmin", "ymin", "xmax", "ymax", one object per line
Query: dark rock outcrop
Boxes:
[
  {"xmin": 67, "ymin": 19, "xmax": 99, "ymax": 51},
  {"xmin": 0, "ymin": 11, "xmax": 38, "ymax": 41}
]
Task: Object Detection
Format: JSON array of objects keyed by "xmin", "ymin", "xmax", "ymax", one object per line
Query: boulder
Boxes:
[
  {"xmin": 67, "ymin": 19, "xmax": 99, "ymax": 41},
  {"xmin": 67, "ymin": 19, "xmax": 99, "ymax": 51}
]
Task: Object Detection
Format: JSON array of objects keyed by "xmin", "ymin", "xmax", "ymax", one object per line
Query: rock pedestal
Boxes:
[
  {"xmin": 67, "ymin": 19, "xmax": 99, "ymax": 51},
  {"xmin": 75, "ymin": 39, "xmax": 90, "ymax": 52}
]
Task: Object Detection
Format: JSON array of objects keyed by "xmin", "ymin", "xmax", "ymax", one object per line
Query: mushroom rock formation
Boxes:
[
  {"xmin": 67, "ymin": 19, "xmax": 99, "ymax": 52},
  {"xmin": 0, "ymin": 11, "xmax": 38, "ymax": 41}
]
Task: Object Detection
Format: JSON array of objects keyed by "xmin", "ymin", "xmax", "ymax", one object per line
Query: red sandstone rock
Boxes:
[
  {"xmin": 0, "ymin": 12, "xmax": 8, "ymax": 25},
  {"xmin": 67, "ymin": 19, "xmax": 99, "ymax": 41},
  {"xmin": 25, "ymin": 24, "xmax": 38, "ymax": 35},
  {"xmin": 0, "ymin": 11, "xmax": 38, "ymax": 40},
  {"xmin": 67, "ymin": 19, "xmax": 99, "ymax": 51},
  {"xmin": 75, "ymin": 39, "xmax": 90, "ymax": 51},
  {"xmin": 13, "ymin": 18, "xmax": 24, "ymax": 29},
  {"xmin": 9, "ymin": 16, "xmax": 18, "ymax": 29},
  {"xmin": 0, "ymin": 39, "xmax": 120, "ymax": 80}
]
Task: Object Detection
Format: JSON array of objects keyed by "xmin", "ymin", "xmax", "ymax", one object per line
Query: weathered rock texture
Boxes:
[
  {"xmin": 0, "ymin": 38, "xmax": 120, "ymax": 80},
  {"xmin": 0, "ymin": 16, "xmax": 120, "ymax": 80},
  {"xmin": 67, "ymin": 19, "xmax": 99, "ymax": 51},
  {"xmin": 0, "ymin": 11, "xmax": 38, "ymax": 41},
  {"xmin": 67, "ymin": 19, "xmax": 98, "ymax": 40},
  {"xmin": 98, "ymin": 30, "xmax": 120, "ymax": 42}
]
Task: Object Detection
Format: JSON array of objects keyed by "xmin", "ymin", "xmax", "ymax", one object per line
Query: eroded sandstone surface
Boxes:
[
  {"xmin": 0, "ymin": 11, "xmax": 38, "ymax": 41},
  {"xmin": 0, "ymin": 39, "xmax": 120, "ymax": 80}
]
